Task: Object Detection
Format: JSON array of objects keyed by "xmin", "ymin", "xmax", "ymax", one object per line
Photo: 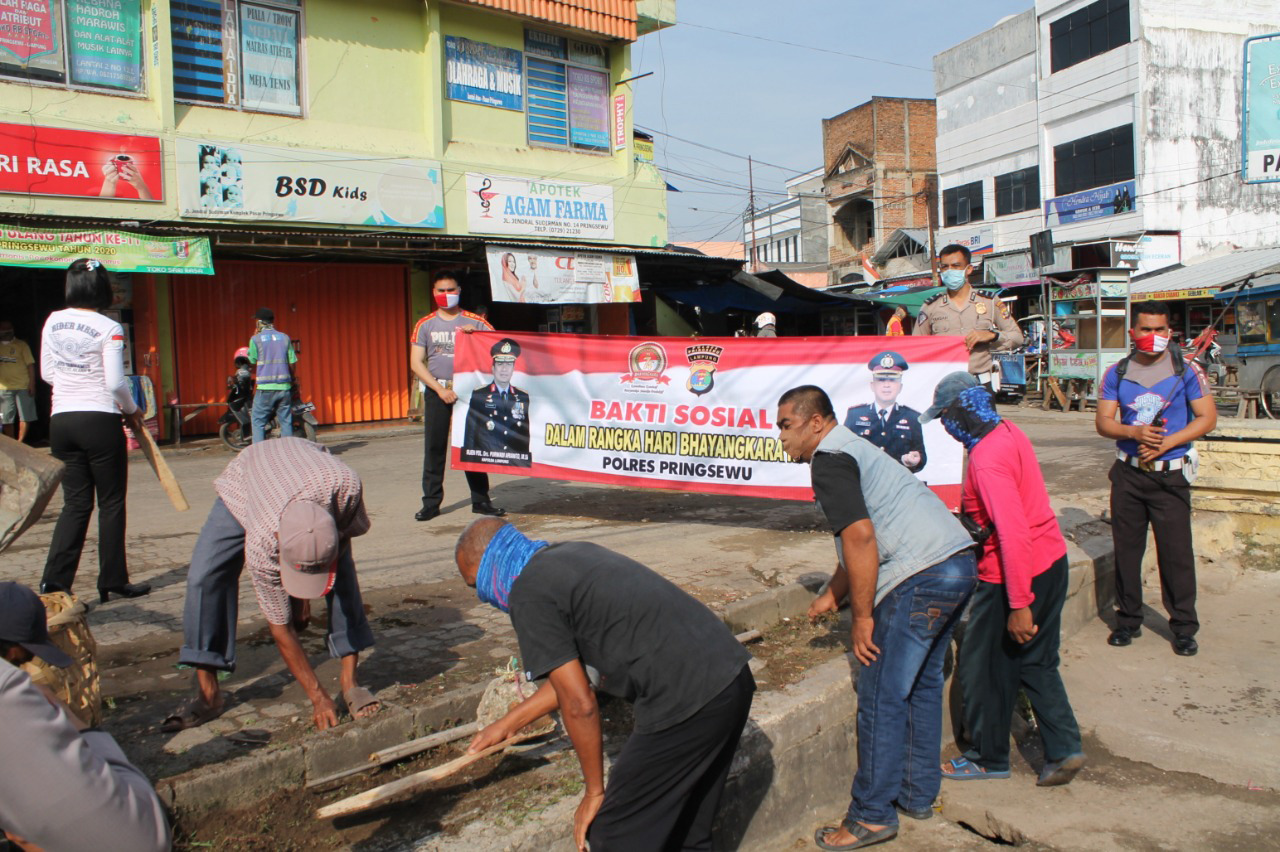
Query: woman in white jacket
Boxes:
[{"xmin": 40, "ymin": 259, "xmax": 151, "ymax": 603}]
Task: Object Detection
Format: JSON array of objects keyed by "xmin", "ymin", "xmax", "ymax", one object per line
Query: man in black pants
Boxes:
[
  {"xmin": 1096, "ymin": 300, "xmax": 1216, "ymax": 656},
  {"xmin": 456, "ymin": 518, "xmax": 754, "ymax": 851},
  {"xmin": 409, "ymin": 271, "xmax": 504, "ymax": 521}
]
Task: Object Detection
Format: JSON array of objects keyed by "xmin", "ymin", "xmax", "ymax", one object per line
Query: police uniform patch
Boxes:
[{"xmin": 976, "ymin": 303, "xmax": 987, "ymax": 315}]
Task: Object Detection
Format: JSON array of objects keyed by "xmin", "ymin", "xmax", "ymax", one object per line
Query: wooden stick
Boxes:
[
  {"xmin": 316, "ymin": 731, "xmax": 534, "ymax": 819},
  {"xmin": 303, "ymin": 721, "xmax": 481, "ymax": 789},
  {"xmin": 133, "ymin": 426, "xmax": 189, "ymax": 511},
  {"xmin": 734, "ymin": 629, "xmax": 762, "ymax": 644}
]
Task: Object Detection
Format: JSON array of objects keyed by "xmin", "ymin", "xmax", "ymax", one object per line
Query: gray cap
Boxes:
[{"xmin": 918, "ymin": 371, "xmax": 980, "ymax": 424}]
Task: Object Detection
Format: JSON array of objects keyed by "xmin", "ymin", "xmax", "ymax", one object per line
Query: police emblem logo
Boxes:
[
  {"xmin": 685, "ymin": 344, "xmax": 724, "ymax": 397},
  {"xmin": 622, "ymin": 342, "xmax": 670, "ymax": 387},
  {"xmin": 976, "ymin": 303, "xmax": 988, "ymax": 315},
  {"xmin": 879, "ymin": 354, "xmax": 894, "ymax": 368}
]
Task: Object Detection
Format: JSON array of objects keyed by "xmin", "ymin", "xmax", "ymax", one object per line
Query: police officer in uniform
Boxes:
[
  {"xmin": 914, "ymin": 244, "xmax": 1023, "ymax": 389},
  {"xmin": 463, "ymin": 338, "xmax": 531, "ymax": 467},
  {"xmin": 843, "ymin": 351, "xmax": 927, "ymax": 473}
]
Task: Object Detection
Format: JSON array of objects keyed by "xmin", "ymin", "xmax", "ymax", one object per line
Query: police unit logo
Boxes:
[
  {"xmin": 621, "ymin": 342, "xmax": 670, "ymax": 393},
  {"xmin": 685, "ymin": 344, "xmax": 724, "ymax": 396},
  {"xmin": 879, "ymin": 353, "xmax": 895, "ymax": 369}
]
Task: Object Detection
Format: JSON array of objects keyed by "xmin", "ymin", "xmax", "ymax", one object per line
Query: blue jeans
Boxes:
[
  {"xmin": 847, "ymin": 549, "xmax": 977, "ymax": 827},
  {"xmin": 251, "ymin": 388, "xmax": 293, "ymax": 443}
]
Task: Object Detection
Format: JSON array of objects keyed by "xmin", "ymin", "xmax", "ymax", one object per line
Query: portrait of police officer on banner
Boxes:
[
  {"xmin": 843, "ymin": 350, "xmax": 928, "ymax": 473},
  {"xmin": 462, "ymin": 338, "xmax": 532, "ymax": 468}
]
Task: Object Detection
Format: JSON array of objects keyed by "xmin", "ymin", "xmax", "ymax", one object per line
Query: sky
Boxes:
[{"xmin": 628, "ymin": 0, "xmax": 1034, "ymax": 245}]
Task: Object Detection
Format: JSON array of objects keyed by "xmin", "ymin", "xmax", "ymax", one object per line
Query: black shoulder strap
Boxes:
[{"xmin": 1114, "ymin": 344, "xmax": 1185, "ymax": 382}]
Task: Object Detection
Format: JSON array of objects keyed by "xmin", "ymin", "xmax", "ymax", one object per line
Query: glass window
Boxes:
[
  {"xmin": 525, "ymin": 29, "xmax": 609, "ymax": 152},
  {"xmin": 1237, "ymin": 301, "xmax": 1267, "ymax": 344},
  {"xmin": 1268, "ymin": 299, "xmax": 1280, "ymax": 342},
  {"xmin": 0, "ymin": 0, "xmax": 145, "ymax": 93},
  {"xmin": 943, "ymin": 181, "xmax": 984, "ymax": 227},
  {"xmin": 172, "ymin": 0, "xmax": 302, "ymax": 115},
  {"xmin": 995, "ymin": 167, "xmax": 1040, "ymax": 216},
  {"xmin": 1049, "ymin": 0, "xmax": 1130, "ymax": 73},
  {"xmin": 1053, "ymin": 125, "xmax": 1135, "ymax": 196}
]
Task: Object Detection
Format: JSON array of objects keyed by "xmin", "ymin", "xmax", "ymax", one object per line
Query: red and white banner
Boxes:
[
  {"xmin": 452, "ymin": 333, "xmax": 969, "ymax": 505},
  {"xmin": 0, "ymin": 123, "xmax": 163, "ymax": 201}
]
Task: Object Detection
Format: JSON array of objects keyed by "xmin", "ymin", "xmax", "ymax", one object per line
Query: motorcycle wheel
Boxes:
[{"xmin": 219, "ymin": 420, "xmax": 250, "ymax": 452}]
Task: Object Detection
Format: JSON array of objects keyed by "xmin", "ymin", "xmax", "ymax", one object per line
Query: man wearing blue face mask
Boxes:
[{"xmin": 914, "ymin": 245, "xmax": 1023, "ymax": 388}]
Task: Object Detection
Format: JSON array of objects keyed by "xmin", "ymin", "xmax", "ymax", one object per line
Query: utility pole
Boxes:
[
  {"xmin": 747, "ymin": 155, "xmax": 758, "ymax": 273},
  {"xmin": 924, "ymin": 172, "xmax": 939, "ymax": 286}
]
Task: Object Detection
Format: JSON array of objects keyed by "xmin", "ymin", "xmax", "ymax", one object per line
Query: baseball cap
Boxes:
[
  {"xmin": 277, "ymin": 501, "xmax": 340, "ymax": 599},
  {"xmin": 0, "ymin": 582, "xmax": 72, "ymax": 668},
  {"xmin": 918, "ymin": 371, "xmax": 980, "ymax": 424},
  {"xmin": 254, "ymin": 307, "xmax": 275, "ymax": 323},
  {"xmin": 754, "ymin": 312, "xmax": 776, "ymax": 328}
]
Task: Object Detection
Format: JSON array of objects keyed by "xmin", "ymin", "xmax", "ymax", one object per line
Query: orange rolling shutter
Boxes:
[{"xmin": 171, "ymin": 260, "xmax": 410, "ymax": 435}]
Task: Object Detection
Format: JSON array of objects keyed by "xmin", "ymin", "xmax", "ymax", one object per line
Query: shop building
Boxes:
[
  {"xmin": 933, "ymin": 1, "xmax": 1280, "ymax": 383},
  {"xmin": 0, "ymin": 0, "xmax": 687, "ymax": 438}
]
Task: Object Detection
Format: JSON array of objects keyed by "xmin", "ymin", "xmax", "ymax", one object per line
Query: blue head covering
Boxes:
[
  {"xmin": 940, "ymin": 385, "xmax": 1002, "ymax": 451},
  {"xmin": 474, "ymin": 523, "xmax": 549, "ymax": 613}
]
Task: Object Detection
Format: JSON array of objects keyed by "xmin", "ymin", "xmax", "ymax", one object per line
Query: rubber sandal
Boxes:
[
  {"xmin": 225, "ymin": 728, "xmax": 271, "ymax": 745},
  {"xmin": 814, "ymin": 820, "xmax": 898, "ymax": 850},
  {"xmin": 341, "ymin": 685, "xmax": 382, "ymax": 720},
  {"xmin": 941, "ymin": 757, "xmax": 1010, "ymax": 780},
  {"xmin": 1037, "ymin": 753, "xmax": 1086, "ymax": 787},
  {"xmin": 160, "ymin": 696, "xmax": 225, "ymax": 732}
]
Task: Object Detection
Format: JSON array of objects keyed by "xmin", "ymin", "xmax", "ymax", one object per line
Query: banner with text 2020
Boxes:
[{"xmin": 451, "ymin": 332, "xmax": 969, "ymax": 505}]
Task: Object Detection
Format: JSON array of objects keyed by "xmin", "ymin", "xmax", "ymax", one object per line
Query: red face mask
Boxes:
[
  {"xmin": 1130, "ymin": 330, "xmax": 1171, "ymax": 353},
  {"xmin": 434, "ymin": 292, "xmax": 460, "ymax": 309}
]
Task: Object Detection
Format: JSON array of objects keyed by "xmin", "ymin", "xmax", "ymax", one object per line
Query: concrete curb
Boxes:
[{"xmin": 159, "ymin": 536, "xmax": 1117, "ymax": 825}]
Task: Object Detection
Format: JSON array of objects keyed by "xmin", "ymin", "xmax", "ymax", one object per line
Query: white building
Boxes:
[
  {"xmin": 744, "ymin": 168, "xmax": 828, "ymax": 272},
  {"xmin": 934, "ymin": 1, "xmax": 1280, "ymax": 288}
]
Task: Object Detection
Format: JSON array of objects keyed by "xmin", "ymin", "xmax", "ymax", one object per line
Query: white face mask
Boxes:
[{"xmin": 940, "ymin": 268, "xmax": 967, "ymax": 291}]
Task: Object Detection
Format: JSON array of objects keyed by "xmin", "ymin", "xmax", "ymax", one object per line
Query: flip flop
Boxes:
[
  {"xmin": 160, "ymin": 696, "xmax": 225, "ymax": 732},
  {"xmin": 341, "ymin": 686, "xmax": 382, "ymax": 720},
  {"xmin": 225, "ymin": 728, "xmax": 272, "ymax": 745},
  {"xmin": 941, "ymin": 757, "xmax": 1010, "ymax": 780},
  {"xmin": 814, "ymin": 820, "xmax": 898, "ymax": 850}
]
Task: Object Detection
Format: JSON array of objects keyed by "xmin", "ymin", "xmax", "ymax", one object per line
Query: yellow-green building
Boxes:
[{"xmin": 0, "ymin": 0, "xmax": 684, "ymax": 433}]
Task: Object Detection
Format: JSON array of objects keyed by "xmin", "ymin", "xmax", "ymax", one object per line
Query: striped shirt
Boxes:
[{"xmin": 214, "ymin": 438, "xmax": 370, "ymax": 624}]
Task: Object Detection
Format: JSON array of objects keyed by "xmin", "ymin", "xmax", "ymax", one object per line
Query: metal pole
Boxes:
[
  {"xmin": 925, "ymin": 172, "xmax": 939, "ymax": 286},
  {"xmin": 748, "ymin": 155, "xmax": 758, "ymax": 273}
]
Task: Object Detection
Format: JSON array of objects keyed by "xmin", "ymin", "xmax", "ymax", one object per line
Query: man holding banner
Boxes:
[{"xmin": 776, "ymin": 385, "xmax": 974, "ymax": 851}]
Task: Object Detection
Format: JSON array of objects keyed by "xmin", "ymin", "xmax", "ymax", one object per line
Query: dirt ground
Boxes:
[{"xmin": 169, "ymin": 618, "xmax": 855, "ymax": 851}]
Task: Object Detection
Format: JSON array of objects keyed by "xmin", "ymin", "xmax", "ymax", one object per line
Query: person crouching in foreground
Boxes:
[{"xmin": 456, "ymin": 519, "xmax": 755, "ymax": 852}]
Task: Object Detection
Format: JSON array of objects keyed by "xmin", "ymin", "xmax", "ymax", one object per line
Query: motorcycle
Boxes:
[{"xmin": 218, "ymin": 349, "xmax": 319, "ymax": 451}]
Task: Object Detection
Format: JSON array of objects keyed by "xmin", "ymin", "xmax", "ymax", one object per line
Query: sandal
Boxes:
[
  {"xmin": 341, "ymin": 686, "xmax": 382, "ymax": 720},
  {"xmin": 160, "ymin": 695, "xmax": 225, "ymax": 732},
  {"xmin": 941, "ymin": 757, "xmax": 1010, "ymax": 780},
  {"xmin": 814, "ymin": 820, "xmax": 898, "ymax": 850}
]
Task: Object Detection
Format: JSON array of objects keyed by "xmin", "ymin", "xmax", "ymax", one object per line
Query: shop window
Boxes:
[
  {"xmin": 1237, "ymin": 301, "xmax": 1267, "ymax": 345},
  {"xmin": 524, "ymin": 29, "xmax": 609, "ymax": 153},
  {"xmin": 1268, "ymin": 300, "xmax": 1280, "ymax": 343},
  {"xmin": 1050, "ymin": 0, "xmax": 1130, "ymax": 73},
  {"xmin": 995, "ymin": 167, "xmax": 1040, "ymax": 216},
  {"xmin": 0, "ymin": 0, "xmax": 146, "ymax": 94},
  {"xmin": 172, "ymin": 0, "xmax": 303, "ymax": 115},
  {"xmin": 943, "ymin": 181, "xmax": 984, "ymax": 227},
  {"xmin": 1053, "ymin": 124, "xmax": 1134, "ymax": 197}
]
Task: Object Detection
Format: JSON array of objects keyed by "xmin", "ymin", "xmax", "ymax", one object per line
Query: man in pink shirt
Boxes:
[{"xmin": 920, "ymin": 372, "xmax": 1085, "ymax": 787}]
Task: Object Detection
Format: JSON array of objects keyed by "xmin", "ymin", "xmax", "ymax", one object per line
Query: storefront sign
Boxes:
[
  {"xmin": 1129, "ymin": 233, "xmax": 1181, "ymax": 276},
  {"xmin": 444, "ymin": 35, "xmax": 522, "ymax": 111},
  {"xmin": 984, "ymin": 248, "xmax": 1073, "ymax": 286},
  {"xmin": 0, "ymin": 0, "xmax": 62, "ymax": 75},
  {"xmin": 613, "ymin": 94, "xmax": 627, "ymax": 150},
  {"xmin": 567, "ymin": 66, "xmax": 609, "ymax": 148},
  {"xmin": 1048, "ymin": 350, "xmax": 1124, "ymax": 381},
  {"xmin": 485, "ymin": 246, "xmax": 639, "ymax": 304},
  {"xmin": 1045, "ymin": 179, "xmax": 1137, "ymax": 226},
  {"xmin": 1141, "ymin": 287, "xmax": 1219, "ymax": 302},
  {"xmin": 0, "ymin": 224, "xmax": 213, "ymax": 273},
  {"xmin": 1243, "ymin": 33, "xmax": 1280, "ymax": 183},
  {"xmin": 67, "ymin": 0, "xmax": 143, "ymax": 91},
  {"xmin": 634, "ymin": 137, "xmax": 654, "ymax": 163},
  {"xmin": 452, "ymin": 333, "xmax": 967, "ymax": 505},
  {"xmin": 239, "ymin": 2, "xmax": 299, "ymax": 114},
  {"xmin": 0, "ymin": 122, "xmax": 162, "ymax": 200},
  {"xmin": 948, "ymin": 225, "xmax": 994, "ymax": 257},
  {"xmin": 466, "ymin": 172, "xmax": 614, "ymax": 239},
  {"xmin": 176, "ymin": 138, "xmax": 445, "ymax": 228},
  {"xmin": 1049, "ymin": 278, "xmax": 1127, "ymax": 301}
]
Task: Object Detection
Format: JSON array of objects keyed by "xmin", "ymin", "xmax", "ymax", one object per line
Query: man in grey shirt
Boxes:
[{"xmin": 0, "ymin": 582, "xmax": 170, "ymax": 851}]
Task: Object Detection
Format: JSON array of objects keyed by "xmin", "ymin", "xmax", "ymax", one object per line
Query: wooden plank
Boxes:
[
  {"xmin": 133, "ymin": 427, "xmax": 190, "ymax": 511},
  {"xmin": 304, "ymin": 721, "xmax": 481, "ymax": 790},
  {"xmin": 316, "ymin": 731, "xmax": 536, "ymax": 820}
]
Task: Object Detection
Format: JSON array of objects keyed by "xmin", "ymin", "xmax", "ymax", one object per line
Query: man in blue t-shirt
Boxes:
[{"xmin": 1096, "ymin": 300, "xmax": 1216, "ymax": 656}]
